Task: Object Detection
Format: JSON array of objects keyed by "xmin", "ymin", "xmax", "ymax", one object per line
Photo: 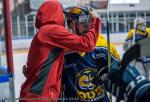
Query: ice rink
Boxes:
[{"xmin": 2, "ymin": 45, "xmax": 124, "ymax": 101}]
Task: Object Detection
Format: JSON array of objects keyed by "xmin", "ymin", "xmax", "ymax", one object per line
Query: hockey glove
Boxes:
[{"xmin": 105, "ymin": 64, "xmax": 150, "ymax": 102}]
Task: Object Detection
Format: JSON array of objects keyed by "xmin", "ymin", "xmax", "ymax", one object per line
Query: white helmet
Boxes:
[{"xmin": 134, "ymin": 17, "xmax": 146, "ymax": 32}]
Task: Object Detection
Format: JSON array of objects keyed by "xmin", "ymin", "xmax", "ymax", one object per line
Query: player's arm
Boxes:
[
  {"xmin": 96, "ymin": 43, "xmax": 120, "ymax": 83},
  {"xmin": 38, "ymin": 17, "xmax": 100, "ymax": 52},
  {"xmin": 109, "ymin": 43, "xmax": 121, "ymax": 71},
  {"xmin": 126, "ymin": 29, "xmax": 134, "ymax": 41},
  {"xmin": 146, "ymin": 28, "xmax": 150, "ymax": 37},
  {"xmin": 123, "ymin": 29, "xmax": 134, "ymax": 51}
]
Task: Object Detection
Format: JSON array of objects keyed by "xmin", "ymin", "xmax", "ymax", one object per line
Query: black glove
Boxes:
[
  {"xmin": 104, "ymin": 64, "xmax": 150, "ymax": 102},
  {"xmin": 97, "ymin": 66, "xmax": 108, "ymax": 85},
  {"xmin": 22, "ymin": 65, "xmax": 28, "ymax": 78}
]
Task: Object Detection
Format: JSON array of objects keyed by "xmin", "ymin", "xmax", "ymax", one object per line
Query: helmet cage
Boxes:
[
  {"xmin": 78, "ymin": 15, "xmax": 92, "ymax": 23},
  {"xmin": 68, "ymin": 14, "xmax": 92, "ymax": 23},
  {"xmin": 136, "ymin": 23, "xmax": 146, "ymax": 32},
  {"xmin": 134, "ymin": 17, "xmax": 146, "ymax": 32}
]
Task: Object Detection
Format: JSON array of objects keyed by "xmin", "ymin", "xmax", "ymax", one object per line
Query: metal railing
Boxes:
[{"xmin": 7, "ymin": 11, "xmax": 150, "ymax": 39}]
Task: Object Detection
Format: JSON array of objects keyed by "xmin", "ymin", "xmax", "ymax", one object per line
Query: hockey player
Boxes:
[
  {"xmin": 105, "ymin": 60, "xmax": 150, "ymax": 102},
  {"xmin": 105, "ymin": 37, "xmax": 150, "ymax": 102},
  {"xmin": 123, "ymin": 17, "xmax": 150, "ymax": 80},
  {"xmin": 61, "ymin": 6, "xmax": 120, "ymax": 102},
  {"xmin": 19, "ymin": 1, "xmax": 100, "ymax": 102},
  {"xmin": 123, "ymin": 17, "xmax": 150, "ymax": 51}
]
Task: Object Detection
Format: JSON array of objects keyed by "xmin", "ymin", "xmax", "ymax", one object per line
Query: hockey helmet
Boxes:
[
  {"xmin": 65, "ymin": 6, "xmax": 93, "ymax": 34},
  {"xmin": 67, "ymin": 6, "xmax": 92, "ymax": 23},
  {"xmin": 134, "ymin": 17, "xmax": 146, "ymax": 32}
]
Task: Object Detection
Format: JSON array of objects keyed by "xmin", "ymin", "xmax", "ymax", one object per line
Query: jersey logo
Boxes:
[{"xmin": 76, "ymin": 68, "xmax": 105, "ymax": 101}]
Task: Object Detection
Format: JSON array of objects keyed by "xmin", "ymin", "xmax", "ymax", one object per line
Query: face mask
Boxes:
[
  {"xmin": 137, "ymin": 24, "xmax": 146, "ymax": 32},
  {"xmin": 78, "ymin": 15, "xmax": 92, "ymax": 23}
]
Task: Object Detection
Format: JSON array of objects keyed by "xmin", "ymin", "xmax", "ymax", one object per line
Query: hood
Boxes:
[{"xmin": 35, "ymin": 0, "xmax": 65, "ymax": 29}]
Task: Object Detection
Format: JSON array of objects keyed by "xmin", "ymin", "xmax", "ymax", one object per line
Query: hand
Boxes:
[
  {"xmin": 97, "ymin": 58, "xmax": 120, "ymax": 86},
  {"xmin": 22, "ymin": 65, "xmax": 28, "ymax": 78},
  {"xmin": 98, "ymin": 66, "xmax": 108, "ymax": 85},
  {"xmin": 88, "ymin": 7, "xmax": 99, "ymax": 18},
  {"xmin": 104, "ymin": 64, "xmax": 150, "ymax": 102}
]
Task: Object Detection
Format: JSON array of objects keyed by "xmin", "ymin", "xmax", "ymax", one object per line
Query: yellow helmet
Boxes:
[{"xmin": 66, "ymin": 6, "xmax": 92, "ymax": 24}]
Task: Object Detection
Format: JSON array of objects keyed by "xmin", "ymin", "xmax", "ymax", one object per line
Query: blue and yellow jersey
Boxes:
[
  {"xmin": 126, "ymin": 28, "xmax": 150, "ymax": 42},
  {"xmin": 62, "ymin": 34, "xmax": 120, "ymax": 102}
]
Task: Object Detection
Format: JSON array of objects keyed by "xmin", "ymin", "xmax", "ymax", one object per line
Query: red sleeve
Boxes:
[{"xmin": 38, "ymin": 18, "xmax": 101, "ymax": 52}]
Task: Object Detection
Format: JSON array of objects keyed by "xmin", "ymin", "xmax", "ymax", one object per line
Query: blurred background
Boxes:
[{"xmin": 0, "ymin": 0, "xmax": 149, "ymax": 101}]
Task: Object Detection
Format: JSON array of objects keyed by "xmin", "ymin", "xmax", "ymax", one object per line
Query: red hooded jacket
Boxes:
[{"xmin": 20, "ymin": 0, "xmax": 100, "ymax": 102}]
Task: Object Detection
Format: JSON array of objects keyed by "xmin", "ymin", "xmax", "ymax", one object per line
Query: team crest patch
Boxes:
[{"xmin": 76, "ymin": 68, "xmax": 105, "ymax": 101}]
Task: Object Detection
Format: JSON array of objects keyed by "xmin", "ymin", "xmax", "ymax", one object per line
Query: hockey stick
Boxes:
[
  {"xmin": 105, "ymin": 0, "xmax": 113, "ymax": 102},
  {"xmin": 94, "ymin": 0, "xmax": 112, "ymax": 101},
  {"xmin": 104, "ymin": 0, "xmax": 111, "ymax": 72}
]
